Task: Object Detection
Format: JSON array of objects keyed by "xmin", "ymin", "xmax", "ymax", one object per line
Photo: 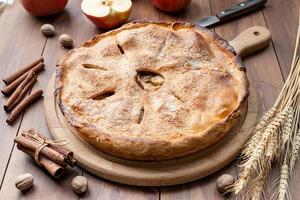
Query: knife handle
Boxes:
[
  {"xmin": 217, "ymin": 0, "xmax": 267, "ymax": 21},
  {"xmin": 229, "ymin": 26, "xmax": 271, "ymax": 57}
]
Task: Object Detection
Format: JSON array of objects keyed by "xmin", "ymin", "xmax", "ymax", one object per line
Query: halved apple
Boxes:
[{"xmin": 81, "ymin": 0, "xmax": 132, "ymax": 30}]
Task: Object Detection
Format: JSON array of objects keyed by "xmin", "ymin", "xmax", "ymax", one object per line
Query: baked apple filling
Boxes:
[{"xmin": 136, "ymin": 71, "xmax": 165, "ymax": 92}]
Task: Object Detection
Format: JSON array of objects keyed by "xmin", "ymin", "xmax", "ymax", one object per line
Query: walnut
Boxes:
[
  {"xmin": 71, "ymin": 176, "xmax": 88, "ymax": 194},
  {"xmin": 216, "ymin": 174, "xmax": 235, "ymax": 193},
  {"xmin": 40, "ymin": 24, "xmax": 55, "ymax": 37},
  {"xmin": 15, "ymin": 173, "xmax": 34, "ymax": 191},
  {"xmin": 59, "ymin": 34, "xmax": 73, "ymax": 48}
]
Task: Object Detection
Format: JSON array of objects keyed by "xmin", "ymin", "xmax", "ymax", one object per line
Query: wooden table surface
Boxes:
[{"xmin": 0, "ymin": 0, "xmax": 299, "ymax": 199}]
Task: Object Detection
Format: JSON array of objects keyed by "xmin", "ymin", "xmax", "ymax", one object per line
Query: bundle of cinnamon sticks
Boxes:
[
  {"xmin": 15, "ymin": 129, "xmax": 76, "ymax": 178},
  {"xmin": 2, "ymin": 57, "xmax": 45, "ymax": 125}
]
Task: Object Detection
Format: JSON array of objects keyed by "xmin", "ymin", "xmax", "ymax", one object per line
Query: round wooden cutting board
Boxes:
[{"xmin": 44, "ymin": 75, "xmax": 258, "ymax": 186}]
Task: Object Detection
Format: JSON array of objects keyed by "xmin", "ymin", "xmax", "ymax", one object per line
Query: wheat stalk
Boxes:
[
  {"xmin": 250, "ymin": 165, "xmax": 270, "ymax": 200},
  {"xmin": 291, "ymin": 8, "xmax": 300, "ymax": 67},
  {"xmin": 275, "ymin": 67, "xmax": 300, "ymax": 200},
  {"xmin": 234, "ymin": 10, "xmax": 300, "ymax": 199},
  {"xmin": 235, "ymin": 61, "xmax": 300, "ymax": 198},
  {"xmin": 280, "ymin": 60, "xmax": 300, "ymax": 108},
  {"xmin": 277, "ymin": 64, "xmax": 300, "ymax": 199},
  {"xmin": 249, "ymin": 136, "xmax": 278, "ymax": 200}
]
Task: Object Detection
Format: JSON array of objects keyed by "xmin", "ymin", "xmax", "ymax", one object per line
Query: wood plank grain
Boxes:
[
  {"xmin": 262, "ymin": 0, "xmax": 300, "ymax": 79},
  {"xmin": 163, "ymin": 0, "xmax": 285, "ymax": 199},
  {"xmin": 211, "ymin": 0, "xmax": 286, "ymax": 199},
  {"xmin": 0, "ymin": 1, "xmax": 88, "ymax": 199},
  {"xmin": 210, "ymin": 1, "xmax": 300, "ymax": 199},
  {"xmin": 0, "ymin": 0, "xmax": 159, "ymax": 199},
  {"xmin": 159, "ymin": 1, "xmax": 238, "ymax": 200},
  {"xmin": 263, "ymin": 0, "xmax": 300, "ymax": 198},
  {"xmin": 0, "ymin": 149, "xmax": 81, "ymax": 199},
  {"xmin": 211, "ymin": 0, "xmax": 284, "ymax": 112},
  {"xmin": 0, "ymin": 1, "xmax": 46, "ymax": 186},
  {"xmin": 161, "ymin": 165, "xmax": 237, "ymax": 200},
  {"xmin": 80, "ymin": 1, "xmax": 160, "ymax": 199},
  {"xmin": 0, "ymin": 0, "xmax": 298, "ymax": 199},
  {"xmin": 82, "ymin": 172, "xmax": 158, "ymax": 200}
]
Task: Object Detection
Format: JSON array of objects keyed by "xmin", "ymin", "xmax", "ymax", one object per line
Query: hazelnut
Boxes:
[
  {"xmin": 216, "ymin": 174, "xmax": 235, "ymax": 193},
  {"xmin": 59, "ymin": 34, "xmax": 73, "ymax": 48},
  {"xmin": 15, "ymin": 173, "xmax": 34, "ymax": 191},
  {"xmin": 40, "ymin": 24, "xmax": 55, "ymax": 37},
  {"xmin": 71, "ymin": 176, "xmax": 88, "ymax": 194}
]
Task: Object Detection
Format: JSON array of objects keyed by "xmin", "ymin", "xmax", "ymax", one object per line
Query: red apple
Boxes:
[
  {"xmin": 20, "ymin": 0, "xmax": 68, "ymax": 17},
  {"xmin": 151, "ymin": 0, "xmax": 191, "ymax": 12},
  {"xmin": 81, "ymin": 0, "xmax": 132, "ymax": 30}
]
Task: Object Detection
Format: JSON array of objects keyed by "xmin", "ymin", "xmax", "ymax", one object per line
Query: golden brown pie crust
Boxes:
[{"xmin": 55, "ymin": 21, "xmax": 249, "ymax": 161}]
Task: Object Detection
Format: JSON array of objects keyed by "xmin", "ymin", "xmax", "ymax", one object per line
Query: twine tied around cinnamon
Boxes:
[{"xmin": 22, "ymin": 130, "xmax": 68, "ymax": 166}]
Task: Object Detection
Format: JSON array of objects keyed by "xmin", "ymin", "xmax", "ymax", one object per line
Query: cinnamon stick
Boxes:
[
  {"xmin": 7, "ymin": 90, "xmax": 43, "ymax": 125},
  {"xmin": 14, "ymin": 135, "xmax": 68, "ymax": 166},
  {"xmin": 3, "ymin": 57, "xmax": 43, "ymax": 85},
  {"xmin": 17, "ymin": 144, "xmax": 65, "ymax": 178},
  {"xmin": 1, "ymin": 62, "xmax": 44, "ymax": 96},
  {"xmin": 6, "ymin": 76, "xmax": 37, "ymax": 112},
  {"xmin": 4, "ymin": 71, "xmax": 37, "ymax": 112},
  {"xmin": 27, "ymin": 129, "xmax": 76, "ymax": 167},
  {"xmin": 67, "ymin": 157, "xmax": 77, "ymax": 167}
]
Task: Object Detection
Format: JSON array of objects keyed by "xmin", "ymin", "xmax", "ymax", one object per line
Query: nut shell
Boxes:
[
  {"xmin": 71, "ymin": 176, "xmax": 88, "ymax": 194},
  {"xmin": 216, "ymin": 174, "xmax": 235, "ymax": 193},
  {"xmin": 15, "ymin": 173, "xmax": 34, "ymax": 191},
  {"xmin": 41, "ymin": 24, "xmax": 55, "ymax": 37},
  {"xmin": 59, "ymin": 34, "xmax": 73, "ymax": 48}
]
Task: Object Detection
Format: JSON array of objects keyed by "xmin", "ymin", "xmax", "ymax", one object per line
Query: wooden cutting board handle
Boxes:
[{"xmin": 229, "ymin": 26, "xmax": 271, "ymax": 57}]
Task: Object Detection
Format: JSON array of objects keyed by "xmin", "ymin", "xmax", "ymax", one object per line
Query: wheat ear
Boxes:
[
  {"xmin": 276, "ymin": 71, "xmax": 300, "ymax": 200},
  {"xmin": 277, "ymin": 162, "xmax": 291, "ymax": 200},
  {"xmin": 290, "ymin": 129, "xmax": 300, "ymax": 173},
  {"xmin": 281, "ymin": 106, "xmax": 294, "ymax": 151},
  {"xmin": 266, "ymin": 130, "xmax": 280, "ymax": 161},
  {"xmin": 234, "ymin": 108, "xmax": 288, "ymax": 194},
  {"xmin": 236, "ymin": 10, "xmax": 300, "ymax": 199},
  {"xmin": 276, "ymin": 20, "xmax": 300, "ymax": 199},
  {"xmin": 242, "ymin": 107, "xmax": 278, "ymax": 157},
  {"xmin": 289, "ymin": 104, "xmax": 300, "ymax": 173},
  {"xmin": 250, "ymin": 164, "xmax": 270, "ymax": 200}
]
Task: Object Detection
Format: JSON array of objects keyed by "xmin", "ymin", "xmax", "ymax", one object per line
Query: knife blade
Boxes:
[{"xmin": 197, "ymin": 0, "xmax": 267, "ymax": 28}]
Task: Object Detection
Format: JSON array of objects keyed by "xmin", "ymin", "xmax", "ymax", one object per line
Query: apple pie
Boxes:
[{"xmin": 55, "ymin": 21, "xmax": 249, "ymax": 160}]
